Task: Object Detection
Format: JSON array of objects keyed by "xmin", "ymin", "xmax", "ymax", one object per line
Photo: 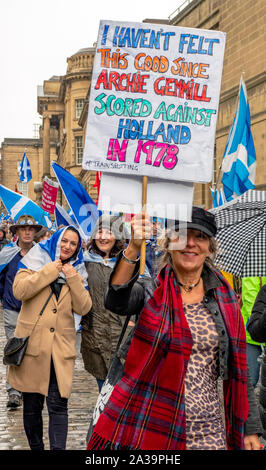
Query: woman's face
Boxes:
[
  {"xmin": 169, "ymin": 229, "xmax": 211, "ymax": 275},
  {"xmin": 60, "ymin": 229, "xmax": 79, "ymax": 261},
  {"xmin": 95, "ymin": 227, "xmax": 116, "ymax": 256}
]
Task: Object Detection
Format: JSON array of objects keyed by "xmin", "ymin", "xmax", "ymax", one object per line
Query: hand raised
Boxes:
[{"xmin": 61, "ymin": 263, "xmax": 77, "ymax": 278}]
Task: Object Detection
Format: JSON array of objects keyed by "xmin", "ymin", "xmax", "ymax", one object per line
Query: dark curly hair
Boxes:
[{"xmin": 87, "ymin": 215, "xmax": 128, "ymax": 258}]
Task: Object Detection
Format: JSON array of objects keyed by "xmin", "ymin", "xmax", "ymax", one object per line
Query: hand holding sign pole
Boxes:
[{"xmin": 83, "ymin": 20, "xmax": 226, "ymax": 259}]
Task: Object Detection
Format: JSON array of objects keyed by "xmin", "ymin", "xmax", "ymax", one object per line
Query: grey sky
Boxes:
[{"xmin": 0, "ymin": 0, "xmax": 182, "ymax": 147}]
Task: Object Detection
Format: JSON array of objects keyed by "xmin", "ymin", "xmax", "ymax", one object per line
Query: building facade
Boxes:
[
  {"xmin": 168, "ymin": 0, "xmax": 266, "ymax": 207},
  {"xmin": 0, "ymin": 138, "xmax": 57, "ymax": 203},
  {"xmin": 37, "ymin": 47, "xmax": 98, "ymax": 205}
]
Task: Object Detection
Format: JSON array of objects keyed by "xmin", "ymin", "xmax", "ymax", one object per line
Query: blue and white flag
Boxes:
[
  {"xmin": 51, "ymin": 161, "xmax": 100, "ymax": 241},
  {"xmin": 221, "ymin": 76, "xmax": 256, "ymax": 201},
  {"xmin": 0, "ymin": 242, "xmax": 21, "ymax": 273},
  {"xmin": 19, "ymin": 152, "xmax": 32, "ymax": 183},
  {"xmin": 210, "ymin": 186, "xmax": 226, "ymax": 208},
  {"xmin": 18, "ymin": 225, "xmax": 88, "ymax": 288},
  {"xmin": 0, "ymin": 184, "xmax": 52, "ymax": 228},
  {"xmin": 55, "ymin": 203, "xmax": 78, "ymax": 229}
]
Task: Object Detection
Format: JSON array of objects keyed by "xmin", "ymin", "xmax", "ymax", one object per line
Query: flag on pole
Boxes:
[
  {"xmin": 210, "ymin": 186, "xmax": 226, "ymax": 208},
  {"xmin": 19, "ymin": 152, "xmax": 32, "ymax": 182},
  {"xmin": 221, "ymin": 76, "xmax": 256, "ymax": 201},
  {"xmin": 0, "ymin": 184, "xmax": 52, "ymax": 228},
  {"xmin": 54, "ymin": 203, "xmax": 78, "ymax": 229},
  {"xmin": 51, "ymin": 162, "xmax": 100, "ymax": 240}
]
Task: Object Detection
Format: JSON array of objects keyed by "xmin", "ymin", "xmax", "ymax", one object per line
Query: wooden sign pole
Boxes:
[{"xmin": 140, "ymin": 176, "xmax": 148, "ymax": 275}]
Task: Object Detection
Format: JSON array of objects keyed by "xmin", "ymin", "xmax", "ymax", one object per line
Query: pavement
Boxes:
[{"xmin": 0, "ymin": 309, "xmax": 99, "ymax": 450}]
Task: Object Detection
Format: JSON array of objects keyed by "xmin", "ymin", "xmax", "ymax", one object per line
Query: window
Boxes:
[
  {"xmin": 75, "ymin": 136, "xmax": 83, "ymax": 165},
  {"xmin": 75, "ymin": 99, "xmax": 85, "ymax": 119},
  {"xmin": 17, "ymin": 182, "xmax": 28, "ymax": 197}
]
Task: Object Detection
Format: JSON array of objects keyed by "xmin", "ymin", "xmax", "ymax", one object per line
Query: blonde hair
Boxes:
[{"xmin": 157, "ymin": 230, "xmax": 218, "ymax": 274}]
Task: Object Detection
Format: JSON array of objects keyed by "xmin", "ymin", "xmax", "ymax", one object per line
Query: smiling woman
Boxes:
[
  {"xmin": 60, "ymin": 228, "xmax": 80, "ymax": 262},
  {"xmin": 7, "ymin": 225, "xmax": 92, "ymax": 450},
  {"xmin": 87, "ymin": 208, "xmax": 262, "ymax": 451}
]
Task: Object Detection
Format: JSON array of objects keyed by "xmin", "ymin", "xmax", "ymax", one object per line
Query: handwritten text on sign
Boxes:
[{"xmin": 83, "ymin": 21, "xmax": 226, "ymax": 183}]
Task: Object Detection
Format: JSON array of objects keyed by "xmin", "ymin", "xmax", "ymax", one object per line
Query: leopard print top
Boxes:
[{"xmin": 183, "ymin": 301, "xmax": 226, "ymax": 450}]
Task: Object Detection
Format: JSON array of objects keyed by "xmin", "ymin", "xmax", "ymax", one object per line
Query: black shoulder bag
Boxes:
[{"xmin": 3, "ymin": 290, "xmax": 53, "ymax": 367}]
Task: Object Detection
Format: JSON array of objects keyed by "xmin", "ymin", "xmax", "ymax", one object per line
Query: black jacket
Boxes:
[
  {"xmin": 247, "ymin": 285, "xmax": 266, "ymax": 437},
  {"xmin": 105, "ymin": 253, "xmax": 262, "ymax": 437}
]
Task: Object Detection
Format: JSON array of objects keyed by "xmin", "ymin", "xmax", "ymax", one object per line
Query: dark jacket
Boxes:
[
  {"xmin": 105, "ymin": 253, "xmax": 263, "ymax": 437},
  {"xmin": 0, "ymin": 238, "xmax": 9, "ymax": 251},
  {"xmin": 0, "ymin": 251, "xmax": 23, "ymax": 311},
  {"xmin": 81, "ymin": 261, "xmax": 134, "ymax": 381},
  {"xmin": 247, "ymin": 285, "xmax": 266, "ymax": 437}
]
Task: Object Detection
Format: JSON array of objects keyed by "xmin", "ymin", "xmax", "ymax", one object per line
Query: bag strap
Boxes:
[
  {"xmin": 30, "ymin": 289, "xmax": 54, "ymax": 336},
  {"xmin": 116, "ymin": 315, "xmax": 131, "ymax": 352}
]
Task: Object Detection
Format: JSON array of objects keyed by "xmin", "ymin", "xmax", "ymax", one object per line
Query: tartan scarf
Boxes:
[{"xmin": 87, "ymin": 265, "xmax": 249, "ymax": 450}]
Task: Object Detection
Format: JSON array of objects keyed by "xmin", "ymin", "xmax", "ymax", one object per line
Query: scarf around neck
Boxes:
[{"xmin": 87, "ymin": 265, "xmax": 249, "ymax": 450}]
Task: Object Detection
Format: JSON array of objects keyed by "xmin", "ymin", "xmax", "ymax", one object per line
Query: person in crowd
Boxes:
[
  {"xmin": 145, "ymin": 217, "xmax": 164, "ymax": 278},
  {"xmin": 87, "ymin": 208, "xmax": 262, "ymax": 450},
  {"xmin": 33, "ymin": 226, "xmax": 51, "ymax": 243},
  {"xmin": 0, "ymin": 225, "xmax": 9, "ymax": 250},
  {"xmin": 81, "ymin": 214, "xmax": 133, "ymax": 392},
  {"xmin": 247, "ymin": 282, "xmax": 266, "ymax": 438},
  {"xmin": 0, "ymin": 214, "xmax": 42, "ymax": 408},
  {"xmin": 242, "ymin": 277, "xmax": 266, "ymax": 387},
  {"xmin": 8, "ymin": 225, "xmax": 92, "ymax": 450}
]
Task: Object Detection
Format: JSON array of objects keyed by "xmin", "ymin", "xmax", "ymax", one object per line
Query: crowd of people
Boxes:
[{"xmin": 0, "ymin": 208, "xmax": 266, "ymax": 451}]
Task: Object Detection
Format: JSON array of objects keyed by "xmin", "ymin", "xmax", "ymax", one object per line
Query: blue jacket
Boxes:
[{"xmin": 0, "ymin": 251, "xmax": 22, "ymax": 311}]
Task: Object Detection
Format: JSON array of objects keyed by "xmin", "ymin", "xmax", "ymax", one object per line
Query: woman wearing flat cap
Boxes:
[{"xmin": 87, "ymin": 207, "xmax": 262, "ymax": 451}]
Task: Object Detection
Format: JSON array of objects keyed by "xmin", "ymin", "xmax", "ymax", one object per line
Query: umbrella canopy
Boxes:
[{"xmin": 210, "ymin": 190, "xmax": 266, "ymax": 277}]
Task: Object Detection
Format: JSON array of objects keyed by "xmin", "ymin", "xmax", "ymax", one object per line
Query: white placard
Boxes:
[
  {"xmin": 83, "ymin": 20, "xmax": 226, "ymax": 183},
  {"xmin": 98, "ymin": 173, "xmax": 194, "ymax": 221}
]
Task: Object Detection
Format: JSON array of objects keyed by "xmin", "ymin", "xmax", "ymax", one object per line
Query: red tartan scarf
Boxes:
[{"xmin": 87, "ymin": 265, "xmax": 249, "ymax": 450}]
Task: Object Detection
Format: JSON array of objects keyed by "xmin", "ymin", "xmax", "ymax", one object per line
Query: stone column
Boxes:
[
  {"xmin": 43, "ymin": 115, "xmax": 51, "ymax": 176},
  {"xmin": 59, "ymin": 114, "xmax": 64, "ymax": 161}
]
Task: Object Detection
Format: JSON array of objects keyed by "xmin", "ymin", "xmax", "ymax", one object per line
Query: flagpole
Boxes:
[
  {"xmin": 212, "ymin": 72, "xmax": 244, "ymax": 202},
  {"xmin": 140, "ymin": 176, "xmax": 148, "ymax": 275}
]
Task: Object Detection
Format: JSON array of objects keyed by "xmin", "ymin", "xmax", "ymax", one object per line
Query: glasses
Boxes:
[{"xmin": 19, "ymin": 219, "xmax": 34, "ymax": 225}]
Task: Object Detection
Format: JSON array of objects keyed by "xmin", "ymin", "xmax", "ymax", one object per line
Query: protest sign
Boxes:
[
  {"xmin": 41, "ymin": 176, "xmax": 59, "ymax": 214},
  {"xmin": 83, "ymin": 20, "xmax": 226, "ymax": 183},
  {"xmin": 98, "ymin": 173, "xmax": 194, "ymax": 221}
]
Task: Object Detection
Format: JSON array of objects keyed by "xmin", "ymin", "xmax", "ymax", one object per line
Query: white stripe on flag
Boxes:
[{"xmin": 10, "ymin": 196, "xmax": 29, "ymax": 218}]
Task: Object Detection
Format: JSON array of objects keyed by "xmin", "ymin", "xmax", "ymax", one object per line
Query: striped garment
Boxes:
[{"xmin": 87, "ymin": 265, "xmax": 249, "ymax": 450}]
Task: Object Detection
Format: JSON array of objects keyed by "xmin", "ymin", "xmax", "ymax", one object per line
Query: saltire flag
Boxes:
[
  {"xmin": 0, "ymin": 184, "xmax": 52, "ymax": 228},
  {"xmin": 51, "ymin": 161, "xmax": 100, "ymax": 240},
  {"xmin": 19, "ymin": 152, "xmax": 32, "ymax": 182},
  {"xmin": 210, "ymin": 187, "xmax": 226, "ymax": 208},
  {"xmin": 54, "ymin": 203, "xmax": 78, "ymax": 229},
  {"xmin": 221, "ymin": 76, "xmax": 256, "ymax": 201}
]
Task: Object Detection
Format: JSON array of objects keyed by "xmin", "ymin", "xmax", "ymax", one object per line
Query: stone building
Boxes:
[
  {"xmin": 0, "ymin": 47, "xmax": 98, "ymax": 209},
  {"xmin": 0, "ymin": 138, "xmax": 57, "ymax": 203},
  {"xmin": 167, "ymin": 0, "xmax": 266, "ymax": 207},
  {"xmin": 37, "ymin": 47, "xmax": 98, "ymax": 204}
]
